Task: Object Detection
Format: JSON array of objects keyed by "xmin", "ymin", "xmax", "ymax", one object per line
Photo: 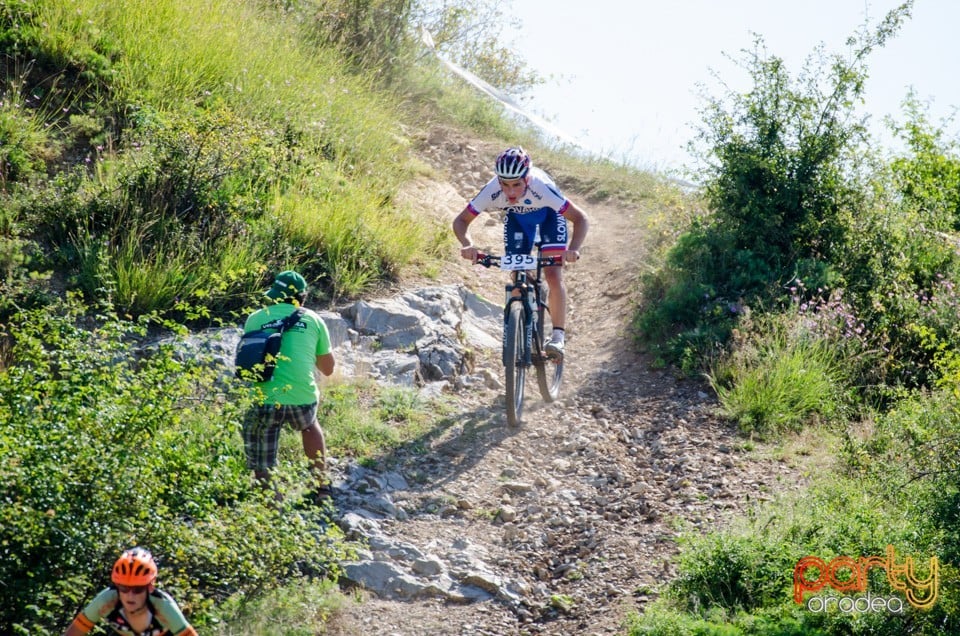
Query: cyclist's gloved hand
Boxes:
[
  {"xmin": 460, "ymin": 245, "xmax": 479, "ymax": 262},
  {"xmin": 564, "ymin": 249, "xmax": 581, "ymax": 263}
]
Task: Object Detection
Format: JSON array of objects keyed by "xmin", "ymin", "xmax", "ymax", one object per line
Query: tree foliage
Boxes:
[
  {"xmin": 413, "ymin": 0, "xmax": 542, "ymax": 97},
  {"xmin": 888, "ymin": 92, "xmax": 960, "ymax": 232},
  {"xmin": 694, "ymin": 3, "xmax": 913, "ymax": 275},
  {"xmin": 637, "ymin": 3, "xmax": 915, "ymax": 372}
]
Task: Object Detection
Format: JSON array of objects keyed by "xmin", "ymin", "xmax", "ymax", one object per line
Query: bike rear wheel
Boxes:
[
  {"xmin": 504, "ymin": 301, "xmax": 526, "ymax": 427},
  {"xmin": 534, "ymin": 285, "xmax": 563, "ymax": 402},
  {"xmin": 535, "ymin": 335, "xmax": 563, "ymax": 402}
]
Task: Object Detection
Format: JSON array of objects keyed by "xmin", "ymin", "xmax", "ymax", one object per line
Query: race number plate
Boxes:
[{"xmin": 499, "ymin": 254, "xmax": 537, "ymax": 271}]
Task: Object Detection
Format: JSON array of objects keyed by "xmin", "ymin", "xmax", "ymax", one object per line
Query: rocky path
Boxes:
[{"xmin": 323, "ymin": 130, "xmax": 802, "ymax": 635}]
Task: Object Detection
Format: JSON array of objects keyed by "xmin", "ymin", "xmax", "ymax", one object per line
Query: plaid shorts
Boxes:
[{"xmin": 242, "ymin": 402, "xmax": 319, "ymax": 471}]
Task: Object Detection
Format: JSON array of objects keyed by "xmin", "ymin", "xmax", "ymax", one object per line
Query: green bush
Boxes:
[
  {"xmin": 625, "ymin": 605, "xmax": 747, "ymax": 635},
  {"xmin": 888, "ymin": 93, "xmax": 960, "ymax": 232},
  {"xmin": 667, "ymin": 531, "xmax": 791, "ymax": 614},
  {"xmin": 844, "ymin": 389, "xmax": 960, "ymax": 555},
  {"xmin": 635, "ymin": 5, "xmax": 912, "ymax": 372},
  {"xmin": 15, "ymin": 104, "xmax": 314, "ymax": 315},
  {"xmin": 634, "ymin": 220, "xmax": 746, "ymax": 371},
  {"xmin": 0, "ymin": 97, "xmax": 55, "ymax": 188},
  {"xmin": 0, "ymin": 196, "xmax": 55, "ymax": 318},
  {"xmin": 0, "ymin": 296, "xmax": 346, "ymax": 634},
  {"xmin": 692, "ymin": 7, "xmax": 916, "ymax": 274},
  {"xmin": 832, "ymin": 103, "xmax": 960, "ymax": 392}
]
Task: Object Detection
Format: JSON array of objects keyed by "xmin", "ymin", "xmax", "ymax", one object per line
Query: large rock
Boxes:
[{"xmin": 149, "ymin": 284, "xmax": 503, "ymax": 390}]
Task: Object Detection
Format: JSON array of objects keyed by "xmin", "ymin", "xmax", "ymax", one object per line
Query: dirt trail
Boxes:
[{"xmin": 327, "ymin": 128, "xmax": 800, "ymax": 635}]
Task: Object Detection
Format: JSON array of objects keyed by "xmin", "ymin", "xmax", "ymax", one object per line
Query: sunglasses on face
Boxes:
[{"xmin": 117, "ymin": 585, "xmax": 148, "ymax": 595}]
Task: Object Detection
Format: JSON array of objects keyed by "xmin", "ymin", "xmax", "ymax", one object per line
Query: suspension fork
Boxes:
[
  {"xmin": 522, "ymin": 281, "xmax": 535, "ymax": 366},
  {"xmin": 503, "ymin": 274, "xmax": 535, "ymax": 367}
]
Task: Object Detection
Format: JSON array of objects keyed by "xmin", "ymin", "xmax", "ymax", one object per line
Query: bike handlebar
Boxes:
[{"xmin": 474, "ymin": 253, "xmax": 564, "ymax": 268}]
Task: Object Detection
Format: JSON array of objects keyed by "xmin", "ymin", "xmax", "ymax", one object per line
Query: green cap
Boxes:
[{"xmin": 265, "ymin": 270, "xmax": 307, "ymax": 300}]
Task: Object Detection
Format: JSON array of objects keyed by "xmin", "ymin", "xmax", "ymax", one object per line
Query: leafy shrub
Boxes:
[
  {"xmin": 15, "ymin": 105, "xmax": 293, "ymax": 316},
  {"xmin": 634, "ymin": 220, "xmax": 750, "ymax": 371},
  {"xmin": 35, "ymin": 105, "xmax": 289, "ymax": 241},
  {"xmin": 832, "ymin": 103, "xmax": 960, "ymax": 392},
  {"xmin": 695, "ymin": 7, "xmax": 915, "ymax": 264},
  {"xmin": 625, "ymin": 605, "xmax": 747, "ymax": 635},
  {"xmin": 0, "ymin": 195, "xmax": 55, "ymax": 318},
  {"xmin": 842, "ymin": 226, "xmax": 960, "ymax": 392},
  {"xmin": 376, "ymin": 386, "xmax": 425, "ymax": 423},
  {"xmin": 635, "ymin": 6, "xmax": 911, "ymax": 373},
  {"xmin": 888, "ymin": 93, "xmax": 960, "ymax": 232},
  {"xmin": 0, "ymin": 296, "xmax": 346, "ymax": 634},
  {"xmin": 667, "ymin": 531, "xmax": 792, "ymax": 614}
]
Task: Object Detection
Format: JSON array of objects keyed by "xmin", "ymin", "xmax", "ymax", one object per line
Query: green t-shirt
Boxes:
[{"xmin": 242, "ymin": 303, "xmax": 332, "ymax": 406}]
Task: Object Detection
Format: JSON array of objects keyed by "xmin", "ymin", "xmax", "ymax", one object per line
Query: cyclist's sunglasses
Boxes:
[{"xmin": 116, "ymin": 584, "xmax": 148, "ymax": 595}]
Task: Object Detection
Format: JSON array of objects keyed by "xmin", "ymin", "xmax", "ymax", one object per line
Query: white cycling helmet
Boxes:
[{"xmin": 494, "ymin": 147, "xmax": 531, "ymax": 179}]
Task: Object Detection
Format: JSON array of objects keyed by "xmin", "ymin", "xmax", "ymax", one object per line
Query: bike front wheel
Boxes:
[{"xmin": 503, "ymin": 301, "xmax": 526, "ymax": 427}]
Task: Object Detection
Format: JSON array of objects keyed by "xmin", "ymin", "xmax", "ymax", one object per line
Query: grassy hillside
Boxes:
[{"xmin": 1, "ymin": 0, "xmax": 444, "ymax": 323}]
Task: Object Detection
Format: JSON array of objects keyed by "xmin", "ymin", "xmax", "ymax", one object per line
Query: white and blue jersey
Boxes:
[{"xmin": 467, "ymin": 167, "xmax": 570, "ymax": 255}]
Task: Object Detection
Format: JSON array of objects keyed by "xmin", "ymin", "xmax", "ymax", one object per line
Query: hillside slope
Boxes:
[{"xmin": 325, "ymin": 126, "xmax": 804, "ymax": 635}]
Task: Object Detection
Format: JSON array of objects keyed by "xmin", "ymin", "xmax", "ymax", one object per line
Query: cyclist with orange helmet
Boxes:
[
  {"xmin": 64, "ymin": 547, "xmax": 197, "ymax": 636},
  {"xmin": 453, "ymin": 146, "xmax": 590, "ymax": 356}
]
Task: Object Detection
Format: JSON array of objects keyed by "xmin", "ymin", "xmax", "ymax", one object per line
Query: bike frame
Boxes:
[
  {"xmin": 475, "ymin": 245, "xmax": 564, "ymax": 426},
  {"xmin": 476, "ymin": 247, "xmax": 560, "ymax": 368}
]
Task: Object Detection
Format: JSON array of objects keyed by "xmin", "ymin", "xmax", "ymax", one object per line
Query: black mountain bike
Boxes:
[{"xmin": 476, "ymin": 245, "xmax": 564, "ymax": 427}]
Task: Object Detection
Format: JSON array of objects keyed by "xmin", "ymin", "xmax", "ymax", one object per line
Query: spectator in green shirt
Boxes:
[{"xmin": 241, "ymin": 270, "xmax": 336, "ymax": 500}]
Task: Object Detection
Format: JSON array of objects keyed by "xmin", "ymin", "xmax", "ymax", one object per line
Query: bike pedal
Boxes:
[
  {"xmin": 545, "ymin": 350, "xmax": 564, "ymax": 361},
  {"xmin": 544, "ymin": 341, "xmax": 565, "ymax": 360}
]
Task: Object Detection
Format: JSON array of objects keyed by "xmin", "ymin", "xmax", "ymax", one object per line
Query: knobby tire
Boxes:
[
  {"xmin": 535, "ymin": 344, "xmax": 563, "ymax": 403},
  {"xmin": 533, "ymin": 285, "xmax": 563, "ymax": 402},
  {"xmin": 504, "ymin": 301, "xmax": 526, "ymax": 427}
]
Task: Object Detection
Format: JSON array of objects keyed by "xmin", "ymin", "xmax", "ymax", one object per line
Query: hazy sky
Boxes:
[{"xmin": 500, "ymin": 1, "xmax": 959, "ymax": 173}]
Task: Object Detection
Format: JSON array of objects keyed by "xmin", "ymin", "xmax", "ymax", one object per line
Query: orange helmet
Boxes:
[{"xmin": 111, "ymin": 547, "xmax": 158, "ymax": 586}]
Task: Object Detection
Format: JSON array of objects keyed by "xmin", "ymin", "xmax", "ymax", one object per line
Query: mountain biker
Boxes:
[
  {"xmin": 63, "ymin": 547, "xmax": 197, "ymax": 636},
  {"xmin": 453, "ymin": 146, "xmax": 590, "ymax": 356},
  {"xmin": 241, "ymin": 270, "xmax": 336, "ymax": 502}
]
